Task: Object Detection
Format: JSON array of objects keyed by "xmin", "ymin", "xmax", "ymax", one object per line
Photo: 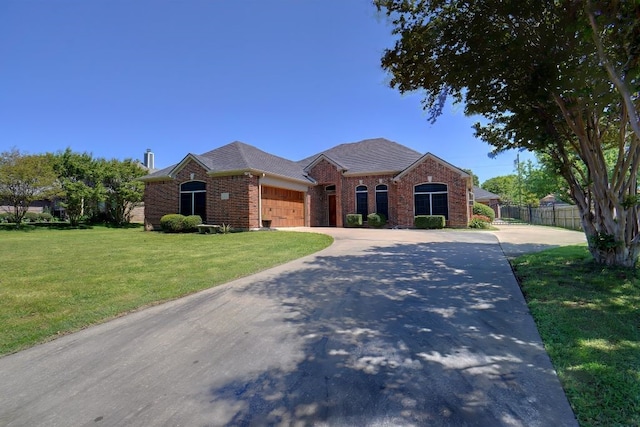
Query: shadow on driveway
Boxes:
[{"xmin": 208, "ymin": 237, "xmax": 577, "ymax": 426}]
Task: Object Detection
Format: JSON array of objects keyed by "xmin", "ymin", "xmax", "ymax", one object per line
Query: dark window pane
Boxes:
[
  {"xmin": 376, "ymin": 191, "xmax": 389, "ymax": 219},
  {"xmin": 432, "ymin": 193, "xmax": 448, "ymax": 218},
  {"xmin": 375, "ymin": 184, "xmax": 388, "ymax": 191},
  {"xmin": 181, "ymin": 181, "xmax": 206, "ymax": 192},
  {"xmin": 356, "ymin": 192, "xmax": 368, "ymax": 217},
  {"xmin": 415, "ymin": 183, "xmax": 447, "ymax": 193},
  {"xmin": 414, "ymin": 194, "xmax": 430, "ymax": 216},
  {"xmin": 194, "ymin": 192, "xmax": 206, "ymax": 219},
  {"xmin": 356, "ymin": 185, "xmax": 367, "ymax": 192},
  {"xmin": 180, "ymin": 193, "xmax": 193, "ymax": 215}
]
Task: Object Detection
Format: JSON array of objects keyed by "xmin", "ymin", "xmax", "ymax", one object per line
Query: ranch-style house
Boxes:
[{"xmin": 140, "ymin": 138, "xmax": 474, "ymax": 230}]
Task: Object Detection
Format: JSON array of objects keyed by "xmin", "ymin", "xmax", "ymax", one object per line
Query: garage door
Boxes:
[{"xmin": 261, "ymin": 186, "xmax": 305, "ymax": 227}]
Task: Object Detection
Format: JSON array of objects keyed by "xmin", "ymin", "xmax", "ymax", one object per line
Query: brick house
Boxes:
[{"xmin": 140, "ymin": 138, "xmax": 473, "ymax": 230}]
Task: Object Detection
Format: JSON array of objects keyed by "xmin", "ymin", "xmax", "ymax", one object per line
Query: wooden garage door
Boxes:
[{"xmin": 261, "ymin": 186, "xmax": 305, "ymax": 227}]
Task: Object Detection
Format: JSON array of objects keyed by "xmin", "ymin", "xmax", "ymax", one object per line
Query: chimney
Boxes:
[{"xmin": 143, "ymin": 149, "xmax": 155, "ymax": 170}]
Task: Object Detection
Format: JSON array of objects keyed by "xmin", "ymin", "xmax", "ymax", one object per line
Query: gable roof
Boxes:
[
  {"xmin": 140, "ymin": 141, "xmax": 314, "ymax": 184},
  {"xmin": 299, "ymin": 138, "xmax": 422, "ymax": 175},
  {"xmin": 473, "ymin": 186, "xmax": 500, "ymax": 201},
  {"xmin": 393, "ymin": 152, "xmax": 471, "ymax": 183}
]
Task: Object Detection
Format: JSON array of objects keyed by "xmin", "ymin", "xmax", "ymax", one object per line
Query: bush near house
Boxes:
[
  {"xmin": 472, "ymin": 202, "xmax": 495, "ymax": 222},
  {"xmin": 414, "ymin": 215, "xmax": 446, "ymax": 229},
  {"xmin": 182, "ymin": 215, "xmax": 203, "ymax": 232},
  {"xmin": 469, "ymin": 214, "xmax": 492, "ymax": 229},
  {"xmin": 160, "ymin": 214, "xmax": 186, "ymax": 233},
  {"xmin": 367, "ymin": 213, "xmax": 387, "ymax": 228},
  {"xmin": 160, "ymin": 214, "xmax": 202, "ymax": 233},
  {"xmin": 346, "ymin": 214, "xmax": 363, "ymax": 227}
]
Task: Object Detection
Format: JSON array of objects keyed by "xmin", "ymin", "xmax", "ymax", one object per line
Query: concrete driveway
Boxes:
[{"xmin": 0, "ymin": 227, "xmax": 581, "ymax": 426}]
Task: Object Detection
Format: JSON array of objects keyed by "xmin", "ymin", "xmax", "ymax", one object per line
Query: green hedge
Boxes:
[
  {"xmin": 367, "ymin": 212, "xmax": 387, "ymax": 228},
  {"xmin": 160, "ymin": 214, "xmax": 203, "ymax": 233},
  {"xmin": 0, "ymin": 212, "xmax": 54, "ymax": 223},
  {"xmin": 472, "ymin": 202, "xmax": 495, "ymax": 222},
  {"xmin": 160, "ymin": 214, "xmax": 186, "ymax": 233},
  {"xmin": 183, "ymin": 215, "xmax": 203, "ymax": 232},
  {"xmin": 414, "ymin": 215, "xmax": 446, "ymax": 229},
  {"xmin": 346, "ymin": 214, "xmax": 363, "ymax": 227}
]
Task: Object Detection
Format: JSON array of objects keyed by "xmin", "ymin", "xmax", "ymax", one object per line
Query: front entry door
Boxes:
[{"xmin": 328, "ymin": 194, "xmax": 337, "ymax": 227}]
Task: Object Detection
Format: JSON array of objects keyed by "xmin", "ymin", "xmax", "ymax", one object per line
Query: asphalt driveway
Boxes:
[{"xmin": 0, "ymin": 227, "xmax": 582, "ymax": 426}]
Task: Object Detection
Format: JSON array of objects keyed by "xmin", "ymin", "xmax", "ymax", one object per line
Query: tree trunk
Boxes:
[{"xmin": 590, "ymin": 244, "xmax": 640, "ymax": 268}]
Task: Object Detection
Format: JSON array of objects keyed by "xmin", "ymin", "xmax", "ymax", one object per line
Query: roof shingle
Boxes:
[
  {"xmin": 141, "ymin": 141, "xmax": 313, "ymax": 183},
  {"xmin": 298, "ymin": 138, "xmax": 422, "ymax": 174}
]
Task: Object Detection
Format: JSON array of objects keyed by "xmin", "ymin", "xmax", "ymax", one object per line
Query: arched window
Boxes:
[
  {"xmin": 414, "ymin": 183, "xmax": 448, "ymax": 219},
  {"xmin": 375, "ymin": 184, "xmax": 389, "ymax": 219},
  {"xmin": 355, "ymin": 185, "xmax": 368, "ymax": 218},
  {"xmin": 180, "ymin": 181, "xmax": 206, "ymax": 218}
]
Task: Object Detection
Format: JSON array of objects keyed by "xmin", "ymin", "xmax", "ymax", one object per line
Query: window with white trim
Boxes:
[
  {"xmin": 355, "ymin": 185, "xmax": 368, "ymax": 218},
  {"xmin": 414, "ymin": 183, "xmax": 448, "ymax": 219},
  {"xmin": 375, "ymin": 184, "xmax": 389, "ymax": 219},
  {"xmin": 180, "ymin": 181, "xmax": 206, "ymax": 218}
]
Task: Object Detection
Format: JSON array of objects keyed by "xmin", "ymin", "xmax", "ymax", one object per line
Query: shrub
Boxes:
[
  {"xmin": 24, "ymin": 212, "xmax": 40, "ymax": 223},
  {"xmin": 414, "ymin": 215, "xmax": 446, "ymax": 229},
  {"xmin": 469, "ymin": 215, "xmax": 492, "ymax": 229},
  {"xmin": 367, "ymin": 212, "xmax": 387, "ymax": 228},
  {"xmin": 182, "ymin": 215, "xmax": 202, "ymax": 232},
  {"xmin": 220, "ymin": 223, "xmax": 233, "ymax": 234},
  {"xmin": 472, "ymin": 202, "xmax": 495, "ymax": 222},
  {"xmin": 346, "ymin": 214, "xmax": 363, "ymax": 227},
  {"xmin": 160, "ymin": 214, "xmax": 185, "ymax": 233},
  {"xmin": 40, "ymin": 212, "xmax": 53, "ymax": 222}
]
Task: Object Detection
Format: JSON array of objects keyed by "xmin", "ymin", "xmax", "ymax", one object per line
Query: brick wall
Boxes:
[
  {"xmin": 307, "ymin": 159, "xmax": 344, "ymax": 227},
  {"xmin": 395, "ymin": 157, "xmax": 470, "ymax": 228},
  {"xmin": 144, "ymin": 159, "xmax": 259, "ymax": 230},
  {"xmin": 305, "ymin": 156, "xmax": 470, "ymax": 228},
  {"xmin": 340, "ymin": 174, "xmax": 396, "ymax": 226}
]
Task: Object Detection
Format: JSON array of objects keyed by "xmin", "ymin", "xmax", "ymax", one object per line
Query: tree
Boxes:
[
  {"xmin": 482, "ymin": 175, "xmax": 517, "ymax": 204},
  {"xmin": 0, "ymin": 149, "xmax": 59, "ymax": 225},
  {"xmin": 101, "ymin": 158, "xmax": 145, "ymax": 225},
  {"xmin": 481, "ymin": 173, "xmax": 539, "ymax": 206},
  {"xmin": 524, "ymin": 156, "xmax": 571, "ymax": 203},
  {"xmin": 376, "ymin": 1, "xmax": 640, "ymax": 267},
  {"xmin": 52, "ymin": 148, "xmax": 105, "ymax": 226}
]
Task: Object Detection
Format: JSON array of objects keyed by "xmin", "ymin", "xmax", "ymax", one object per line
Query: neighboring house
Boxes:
[
  {"xmin": 473, "ymin": 186, "xmax": 501, "ymax": 219},
  {"xmin": 140, "ymin": 138, "xmax": 474, "ymax": 230},
  {"xmin": 539, "ymin": 193, "xmax": 570, "ymax": 207}
]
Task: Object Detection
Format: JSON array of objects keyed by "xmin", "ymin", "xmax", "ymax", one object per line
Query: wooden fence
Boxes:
[{"xmin": 500, "ymin": 204, "xmax": 583, "ymax": 231}]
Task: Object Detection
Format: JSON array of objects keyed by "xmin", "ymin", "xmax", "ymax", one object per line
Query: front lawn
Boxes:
[
  {"xmin": 0, "ymin": 226, "xmax": 333, "ymax": 356},
  {"xmin": 512, "ymin": 246, "xmax": 640, "ymax": 427}
]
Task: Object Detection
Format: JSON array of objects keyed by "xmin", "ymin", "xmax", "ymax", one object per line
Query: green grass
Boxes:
[
  {"xmin": 0, "ymin": 226, "xmax": 333, "ymax": 356},
  {"xmin": 512, "ymin": 246, "xmax": 640, "ymax": 427}
]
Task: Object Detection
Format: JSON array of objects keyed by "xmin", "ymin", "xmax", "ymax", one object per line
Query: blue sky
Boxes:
[{"xmin": 0, "ymin": 0, "xmax": 533, "ymax": 185}]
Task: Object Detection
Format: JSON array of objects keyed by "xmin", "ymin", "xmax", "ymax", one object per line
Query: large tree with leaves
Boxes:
[
  {"xmin": 0, "ymin": 149, "xmax": 59, "ymax": 225},
  {"xmin": 100, "ymin": 158, "xmax": 145, "ymax": 225},
  {"xmin": 53, "ymin": 149, "xmax": 105, "ymax": 226},
  {"xmin": 376, "ymin": 0, "xmax": 640, "ymax": 267}
]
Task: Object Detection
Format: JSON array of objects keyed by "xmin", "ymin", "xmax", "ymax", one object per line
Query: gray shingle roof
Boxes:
[
  {"xmin": 141, "ymin": 141, "xmax": 314, "ymax": 183},
  {"xmin": 473, "ymin": 186, "xmax": 501, "ymax": 200},
  {"xmin": 298, "ymin": 138, "xmax": 422, "ymax": 174}
]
